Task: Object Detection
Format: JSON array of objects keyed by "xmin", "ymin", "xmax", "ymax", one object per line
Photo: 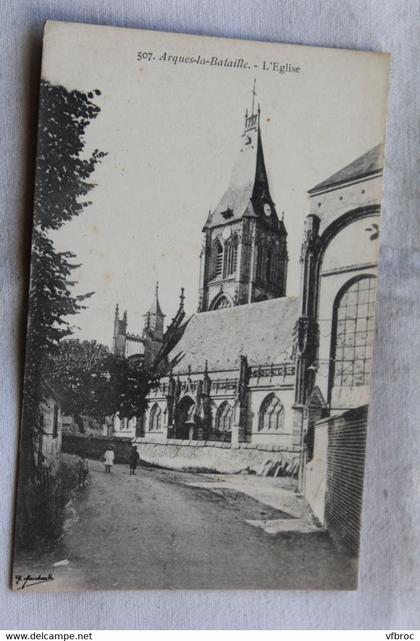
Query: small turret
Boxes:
[
  {"xmin": 112, "ymin": 303, "xmax": 128, "ymax": 356},
  {"xmin": 143, "ymin": 282, "xmax": 165, "ymax": 340}
]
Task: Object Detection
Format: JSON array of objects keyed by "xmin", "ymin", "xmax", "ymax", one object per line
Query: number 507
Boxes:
[{"xmin": 137, "ymin": 51, "xmax": 153, "ymax": 61}]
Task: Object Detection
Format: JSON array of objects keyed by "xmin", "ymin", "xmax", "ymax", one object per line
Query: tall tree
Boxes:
[{"xmin": 20, "ymin": 81, "xmax": 106, "ymax": 488}]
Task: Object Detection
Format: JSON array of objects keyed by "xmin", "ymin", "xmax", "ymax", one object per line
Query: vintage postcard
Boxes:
[{"xmin": 13, "ymin": 21, "xmax": 390, "ymax": 591}]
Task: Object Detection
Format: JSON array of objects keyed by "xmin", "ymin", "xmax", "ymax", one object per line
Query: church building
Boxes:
[
  {"xmin": 197, "ymin": 99, "xmax": 288, "ymax": 312},
  {"xmin": 111, "ymin": 88, "xmax": 384, "ymax": 474},
  {"xmin": 112, "ymin": 283, "xmax": 165, "ymax": 366}
]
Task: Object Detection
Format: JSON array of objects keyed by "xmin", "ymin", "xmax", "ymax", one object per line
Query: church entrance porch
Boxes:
[
  {"xmin": 174, "ymin": 396, "xmax": 196, "ymax": 440},
  {"xmin": 172, "ymin": 395, "xmax": 233, "ymax": 443}
]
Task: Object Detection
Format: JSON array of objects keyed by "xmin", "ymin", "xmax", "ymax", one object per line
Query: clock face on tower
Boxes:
[{"xmin": 263, "ymin": 203, "xmax": 271, "ymax": 217}]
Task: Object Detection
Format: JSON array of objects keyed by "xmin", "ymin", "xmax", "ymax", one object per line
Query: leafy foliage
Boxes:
[
  {"xmin": 50, "ymin": 339, "xmax": 116, "ymax": 421},
  {"xmin": 16, "ymin": 80, "xmax": 161, "ymax": 549},
  {"xmin": 118, "ymin": 357, "xmax": 160, "ymax": 421},
  {"xmin": 50, "ymin": 340, "xmax": 160, "ymax": 422},
  {"xmin": 22, "ymin": 81, "xmax": 106, "ymax": 470},
  {"xmin": 34, "ymin": 83, "xmax": 105, "ymax": 231}
]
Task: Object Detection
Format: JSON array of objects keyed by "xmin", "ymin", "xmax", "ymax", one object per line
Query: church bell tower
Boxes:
[{"xmin": 198, "ymin": 82, "xmax": 288, "ymax": 312}]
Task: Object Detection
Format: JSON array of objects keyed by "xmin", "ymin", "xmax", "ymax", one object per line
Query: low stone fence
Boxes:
[
  {"xmin": 62, "ymin": 432, "xmax": 134, "ymax": 463},
  {"xmin": 134, "ymin": 438, "xmax": 300, "ymax": 474},
  {"xmin": 63, "ymin": 432, "xmax": 300, "ymax": 475}
]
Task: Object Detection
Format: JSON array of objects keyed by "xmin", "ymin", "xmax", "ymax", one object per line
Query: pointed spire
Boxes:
[
  {"xmin": 145, "ymin": 281, "xmax": 164, "ymax": 317},
  {"xmin": 179, "ymin": 287, "xmax": 185, "ymax": 309},
  {"xmin": 208, "ymin": 81, "xmax": 279, "ymax": 229},
  {"xmin": 114, "ymin": 304, "xmax": 119, "ymax": 320}
]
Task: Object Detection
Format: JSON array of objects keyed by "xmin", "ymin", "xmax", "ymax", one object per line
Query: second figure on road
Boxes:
[{"xmin": 129, "ymin": 445, "xmax": 140, "ymax": 476}]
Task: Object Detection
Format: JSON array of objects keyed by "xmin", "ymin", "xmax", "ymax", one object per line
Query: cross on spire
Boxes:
[{"xmin": 251, "ymin": 78, "xmax": 257, "ymax": 115}]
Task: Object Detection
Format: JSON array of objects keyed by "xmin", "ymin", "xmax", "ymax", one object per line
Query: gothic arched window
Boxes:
[
  {"xmin": 149, "ymin": 403, "xmax": 162, "ymax": 431},
  {"xmin": 225, "ymin": 236, "xmax": 238, "ymax": 276},
  {"xmin": 330, "ymin": 275, "xmax": 377, "ymax": 390},
  {"xmin": 212, "ymin": 241, "xmax": 223, "ymax": 279},
  {"xmin": 216, "ymin": 402, "xmax": 233, "ymax": 432},
  {"xmin": 212, "ymin": 295, "xmax": 231, "ymax": 310},
  {"xmin": 259, "ymin": 394, "xmax": 284, "ymax": 431}
]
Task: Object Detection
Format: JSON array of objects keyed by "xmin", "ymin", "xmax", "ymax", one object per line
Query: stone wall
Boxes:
[
  {"xmin": 309, "ymin": 170, "xmax": 382, "ymax": 236},
  {"xmin": 38, "ymin": 392, "xmax": 63, "ymax": 479},
  {"xmin": 325, "ymin": 405, "xmax": 368, "ymax": 556},
  {"xmin": 305, "ymin": 405, "xmax": 368, "ymax": 556},
  {"xmin": 62, "ymin": 431, "xmax": 300, "ymax": 474},
  {"xmin": 304, "ymin": 419, "xmax": 329, "ymax": 523},
  {"xmin": 134, "ymin": 438, "xmax": 300, "ymax": 474},
  {"xmin": 62, "ymin": 432, "xmax": 134, "ymax": 464}
]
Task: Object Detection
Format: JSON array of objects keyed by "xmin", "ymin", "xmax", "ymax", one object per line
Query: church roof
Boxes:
[
  {"xmin": 205, "ymin": 105, "xmax": 282, "ymax": 231},
  {"xmin": 168, "ymin": 297, "xmax": 298, "ymax": 373},
  {"xmin": 209, "ymin": 126, "xmax": 264, "ymax": 226},
  {"xmin": 308, "ymin": 143, "xmax": 384, "ymax": 194}
]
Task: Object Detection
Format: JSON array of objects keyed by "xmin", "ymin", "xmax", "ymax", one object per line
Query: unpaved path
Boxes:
[{"xmin": 14, "ymin": 456, "xmax": 357, "ymax": 590}]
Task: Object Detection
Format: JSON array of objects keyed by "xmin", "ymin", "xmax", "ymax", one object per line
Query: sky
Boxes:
[{"xmin": 42, "ymin": 21, "xmax": 389, "ymax": 348}]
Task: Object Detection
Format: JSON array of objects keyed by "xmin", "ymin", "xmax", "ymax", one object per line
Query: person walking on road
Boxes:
[
  {"xmin": 78, "ymin": 453, "xmax": 89, "ymax": 488},
  {"xmin": 104, "ymin": 446, "xmax": 115, "ymax": 473},
  {"xmin": 129, "ymin": 444, "xmax": 140, "ymax": 476}
]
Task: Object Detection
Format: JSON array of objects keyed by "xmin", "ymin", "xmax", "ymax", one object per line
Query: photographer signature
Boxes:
[{"xmin": 15, "ymin": 573, "xmax": 54, "ymax": 590}]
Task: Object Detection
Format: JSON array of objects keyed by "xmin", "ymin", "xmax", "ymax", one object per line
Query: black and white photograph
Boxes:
[{"xmin": 12, "ymin": 21, "xmax": 390, "ymax": 591}]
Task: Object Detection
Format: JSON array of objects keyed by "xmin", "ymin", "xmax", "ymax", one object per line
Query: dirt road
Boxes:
[{"xmin": 14, "ymin": 456, "xmax": 357, "ymax": 590}]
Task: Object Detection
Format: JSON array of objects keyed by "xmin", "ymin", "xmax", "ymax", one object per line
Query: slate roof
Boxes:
[
  {"xmin": 206, "ymin": 114, "xmax": 279, "ymax": 229},
  {"xmin": 168, "ymin": 297, "xmax": 298, "ymax": 373},
  {"xmin": 308, "ymin": 143, "xmax": 384, "ymax": 194},
  {"xmin": 209, "ymin": 131, "xmax": 261, "ymax": 227}
]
